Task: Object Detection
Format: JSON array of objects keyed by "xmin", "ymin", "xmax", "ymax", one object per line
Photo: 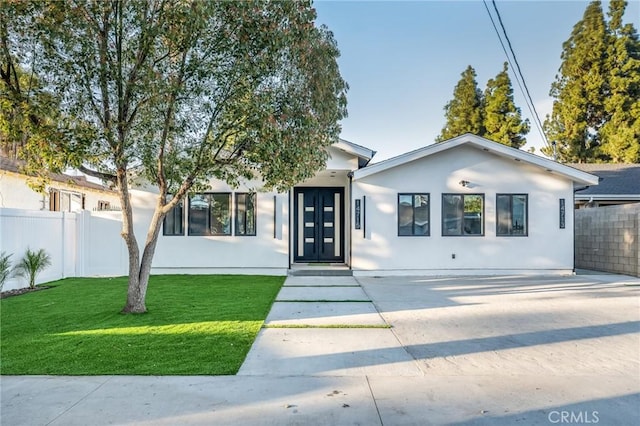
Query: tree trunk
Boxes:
[
  {"xmin": 121, "ymin": 181, "xmax": 168, "ymax": 314},
  {"xmin": 118, "ymin": 167, "xmax": 144, "ymax": 313}
]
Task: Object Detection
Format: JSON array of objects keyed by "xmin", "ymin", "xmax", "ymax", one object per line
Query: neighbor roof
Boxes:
[
  {"xmin": 0, "ymin": 156, "xmax": 114, "ymax": 193},
  {"xmin": 569, "ymin": 163, "xmax": 640, "ymax": 200},
  {"xmin": 352, "ymin": 133, "xmax": 599, "ymax": 185}
]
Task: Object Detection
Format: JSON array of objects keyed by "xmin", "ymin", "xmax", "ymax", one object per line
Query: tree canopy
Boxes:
[
  {"xmin": 544, "ymin": 0, "xmax": 640, "ymax": 163},
  {"xmin": 4, "ymin": 0, "xmax": 348, "ymax": 313},
  {"xmin": 483, "ymin": 62, "xmax": 530, "ymax": 148},
  {"xmin": 437, "ymin": 65, "xmax": 484, "ymax": 142},
  {"xmin": 437, "ymin": 63, "xmax": 529, "ymax": 147}
]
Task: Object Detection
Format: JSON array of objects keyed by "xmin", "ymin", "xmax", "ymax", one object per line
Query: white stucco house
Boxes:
[
  {"xmin": 0, "ymin": 157, "xmax": 119, "ymax": 212},
  {"xmin": 137, "ymin": 133, "xmax": 599, "ymax": 276}
]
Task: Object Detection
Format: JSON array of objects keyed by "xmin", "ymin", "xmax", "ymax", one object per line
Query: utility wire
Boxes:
[
  {"xmin": 491, "ymin": 0, "xmax": 548, "ymax": 144},
  {"xmin": 482, "ymin": 0, "xmax": 549, "ymax": 147}
]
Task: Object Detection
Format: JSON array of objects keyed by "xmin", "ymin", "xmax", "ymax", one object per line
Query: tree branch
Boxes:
[{"xmin": 78, "ymin": 165, "xmax": 116, "ymax": 183}]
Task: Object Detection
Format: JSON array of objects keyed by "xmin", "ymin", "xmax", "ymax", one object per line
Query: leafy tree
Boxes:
[
  {"xmin": 0, "ymin": 2, "xmax": 91, "ymax": 192},
  {"xmin": 0, "ymin": 0, "xmax": 34, "ymax": 159},
  {"xmin": 13, "ymin": 248, "xmax": 51, "ymax": 289},
  {"xmin": 544, "ymin": 0, "xmax": 639, "ymax": 163},
  {"xmin": 599, "ymin": 0, "xmax": 640, "ymax": 162},
  {"xmin": 7, "ymin": 1, "xmax": 348, "ymax": 313},
  {"xmin": 437, "ymin": 65, "xmax": 484, "ymax": 142},
  {"xmin": 483, "ymin": 62, "xmax": 530, "ymax": 148}
]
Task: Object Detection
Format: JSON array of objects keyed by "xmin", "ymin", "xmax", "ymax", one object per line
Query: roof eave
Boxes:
[
  {"xmin": 335, "ymin": 138, "xmax": 376, "ymax": 161},
  {"xmin": 575, "ymin": 194, "xmax": 640, "ymax": 201},
  {"xmin": 353, "ymin": 133, "xmax": 600, "ymax": 185}
]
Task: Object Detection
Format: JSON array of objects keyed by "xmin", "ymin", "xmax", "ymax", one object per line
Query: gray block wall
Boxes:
[{"xmin": 575, "ymin": 203, "xmax": 640, "ymax": 277}]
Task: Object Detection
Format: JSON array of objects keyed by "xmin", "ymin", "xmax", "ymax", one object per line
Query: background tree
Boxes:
[
  {"xmin": 436, "ymin": 65, "xmax": 484, "ymax": 142},
  {"xmin": 7, "ymin": 0, "xmax": 348, "ymax": 313},
  {"xmin": 483, "ymin": 62, "xmax": 530, "ymax": 148},
  {"xmin": 599, "ymin": 0, "xmax": 640, "ymax": 162},
  {"xmin": 1, "ymin": 1, "xmax": 92, "ymax": 192},
  {"xmin": 544, "ymin": 0, "xmax": 639, "ymax": 163}
]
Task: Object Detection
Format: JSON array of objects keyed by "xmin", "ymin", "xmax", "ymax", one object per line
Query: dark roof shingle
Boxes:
[
  {"xmin": 569, "ymin": 163, "xmax": 640, "ymax": 196},
  {"xmin": 0, "ymin": 156, "xmax": 114, "ymax": 193}
]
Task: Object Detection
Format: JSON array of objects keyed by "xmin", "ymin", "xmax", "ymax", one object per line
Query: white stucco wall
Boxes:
[
  {"xmin": 0, "ymin": 170, "xmax": 119, "ymax": 212},
  {"xmin": 0, "ymin": 173, "xmax": 45, "ymax": 210},
  {"xmin": 132, "ymin": 179, "xmax": 289, "ymax": 275},
  {"xmin": 131, "ymin": 145, "xmax": 358, "ymax": 273},
  {"xmin": 351, "ymin": 145, "xmax": 575, "ymax": 275},
  {"xmin": 326, "ymin": 146, "xmax": 358, "ymax": 171}
]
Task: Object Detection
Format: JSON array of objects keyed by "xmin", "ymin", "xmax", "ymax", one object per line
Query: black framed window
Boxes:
[
  {"xmin": 442, "ymin": 194, "xmax": 484, "ymax": 236},
  {"xmin": 235, "ymin": 193, "xmax": 256, "ymax": 236},
  {"xmin": 398, "ymin": 193, "xmax": 430, "ymax": 236},
  {"xmin": 163, "ymin": 196, "xmax": 184, "ymax": 236},
  {"xmin": 188, "ymin": 193, "xmax": 231, "ymax": 236},
  {"xmin": 497, "ymin": 194, "xmax": 528, "ymax": 236}
]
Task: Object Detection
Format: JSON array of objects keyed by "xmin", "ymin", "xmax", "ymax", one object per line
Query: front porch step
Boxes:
[{"xmin": 288, "ymin": 264, "xmax": 353, "ymax": 277}]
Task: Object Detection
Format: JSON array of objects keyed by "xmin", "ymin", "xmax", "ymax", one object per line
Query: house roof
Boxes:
[
  {"xmin": 334, "ymin": 138, "xmax": 376, "ymax": 163},
  {"xmin": 352, "ymin": 133, "xmax": 600, "ymax": 185},
  {"xmin": 0, "ymin": 156, "xmax": 114, "ymax": 193},
  {"xmin": 569, "ymin": 163, "xmax": 640, "ymax": 200}
]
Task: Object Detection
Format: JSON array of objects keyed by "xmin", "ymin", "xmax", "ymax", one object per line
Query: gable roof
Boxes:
[
  {"xmin": 569, "ymin": 163, "xmax": 640, "ymax": 200},
  {"xmin": 352, "ymin": 133, "xmax": 599, "ymax": 185},
  {"xmin": 333, "ymin": 138, "xmax": 376, "ymax": 167},
  {"xmin": 0, "ymin": 156, "xmax": 114, "ymax": 193}
]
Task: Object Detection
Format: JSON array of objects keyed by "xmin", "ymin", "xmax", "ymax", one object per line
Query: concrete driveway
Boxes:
[{"xmin": 357, "ymin": 274, "xmax": 640, "ymax": 424}]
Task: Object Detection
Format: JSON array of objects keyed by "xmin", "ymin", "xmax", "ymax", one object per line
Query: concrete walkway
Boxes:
[
  {"xmin": 238, "ymin": 275, "xmax": 421, "ymax": 377},
  {"xmin": 2, "ymin": 272, "xmax": 639, "ymax": 425}
]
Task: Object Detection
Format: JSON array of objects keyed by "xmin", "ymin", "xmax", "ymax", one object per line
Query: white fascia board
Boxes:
[
  {"xmin": 335, "ymin": 138, "xmax": 376, "ymax": 161},
  {"xmin": 353, "ymin": 133, "xmax": 600, "ymax": 185},
  {"xmin": 353, "ymin": 138, "xmax": 465, "ymax": 179},
  {"xmin": 575, "ymin": 194, "xmax": 640, "ymax": 201}
]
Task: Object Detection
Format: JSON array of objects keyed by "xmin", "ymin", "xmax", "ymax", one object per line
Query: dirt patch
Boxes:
[{"xmin": 1, "ymin": 285, "xmax": 53, "ymax": 299}]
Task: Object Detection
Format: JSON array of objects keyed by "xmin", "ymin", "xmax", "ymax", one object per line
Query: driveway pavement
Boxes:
[{"xmin": 2, "ymin": 272, "xmax": 639, "ymax": 425}]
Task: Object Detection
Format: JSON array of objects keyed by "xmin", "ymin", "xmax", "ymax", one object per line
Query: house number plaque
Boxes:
[
  {"xmin": 559, "ymin": 198, "xmax": 565, "ymax": 229},
  {"xmin": 355, "ymin": 199, "xmax": 361, "ymax": 230}
]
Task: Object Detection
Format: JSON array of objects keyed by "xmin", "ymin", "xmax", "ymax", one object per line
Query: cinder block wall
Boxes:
[{"xmin": 575, "ymin": 203, "xmax": 640, "ymax": 277}]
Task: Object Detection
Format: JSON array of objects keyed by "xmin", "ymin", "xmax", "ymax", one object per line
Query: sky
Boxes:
[{"xmin": 313, "ymin": 0, "xmax": 640, "ymax": 162}]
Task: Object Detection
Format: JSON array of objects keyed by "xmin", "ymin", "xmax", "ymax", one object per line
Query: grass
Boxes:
[{"xmin": 0, "ymin": 275, "xmax": 284, "ymax": 375}]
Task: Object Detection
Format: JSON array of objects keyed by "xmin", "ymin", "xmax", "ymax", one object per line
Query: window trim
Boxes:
[
  {"xmin": 441, "ymin": 193, "xmax": 485, "ymax": 237},
  {"xmin": 187, "ymin": 192, "xmax": 232, "ymax": 237},
  {"xmin": 49, "ymin": 188, "xmax": 85, "ymax": 212},
  {"xmin": 235, "ymin": 192, "xmax": 257, "ymax": 236},
  {"xmin": 397, "ymin": 193, "xmax": 430, "ymax": 237},
  {"xmin": 162, "ymin": 196, "xmax": 185, "ymax": 236},
  {"xmin": 496, "ymin": 193, "xmax": 529, "ymax": 237}
]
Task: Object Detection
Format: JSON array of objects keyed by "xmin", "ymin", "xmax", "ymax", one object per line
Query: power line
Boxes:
[{"xmin": 482, "ymin": 0, "xmax": 549, "ymax": 148}]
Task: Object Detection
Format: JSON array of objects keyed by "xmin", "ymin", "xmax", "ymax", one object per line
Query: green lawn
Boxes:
[{"xmin": 0, "ymin": 275, "xmax": 284, "ymax": 375}]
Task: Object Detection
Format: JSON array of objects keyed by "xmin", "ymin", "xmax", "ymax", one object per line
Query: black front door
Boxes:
[{"xmin": 294, "ymin": 187, "xmax": 344, "ymax": 262}]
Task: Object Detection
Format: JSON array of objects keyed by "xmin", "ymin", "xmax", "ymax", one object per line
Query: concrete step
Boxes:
[{"xmin": 288, "ymin": 268, "xmax": 353, "ymax": 277}]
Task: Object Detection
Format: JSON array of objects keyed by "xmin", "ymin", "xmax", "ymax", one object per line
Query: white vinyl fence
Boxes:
[{"xmin": 0, "ymin": 208, "xmax": 127, "ymax": 291}]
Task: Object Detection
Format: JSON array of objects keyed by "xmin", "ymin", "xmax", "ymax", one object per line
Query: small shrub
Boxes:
[
  {"xmin": 14, "ymin": 248, "xmax": 52, "ymax": 289},
  {"xmin": 0, "ymin": 251, "xmax": 12, "ymax": 290}
]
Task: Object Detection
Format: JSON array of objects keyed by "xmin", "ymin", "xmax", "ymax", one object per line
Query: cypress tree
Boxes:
[
  {"xmin": 599, "ymin": 0, "xmax": 640, "ymax": 163},
  {"xmin": 483, "ymin": 62, "xmax": 530, "ymax": 148},
  {"xmin": 543, "ymin": 1, "xmax": 608, "ymax": 162},
  {"xmin": 437, "ymin": 65, "xmax": 484, "ymax": 142}
]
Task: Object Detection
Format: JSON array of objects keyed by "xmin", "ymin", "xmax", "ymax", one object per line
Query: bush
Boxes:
[
  {"xmin": 0, "ymin": 252, "xmax": 12, "ymax": 290},
  {"xmin": 14, "ymin": 248, "xmax": 52, "ymax": 289}
]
